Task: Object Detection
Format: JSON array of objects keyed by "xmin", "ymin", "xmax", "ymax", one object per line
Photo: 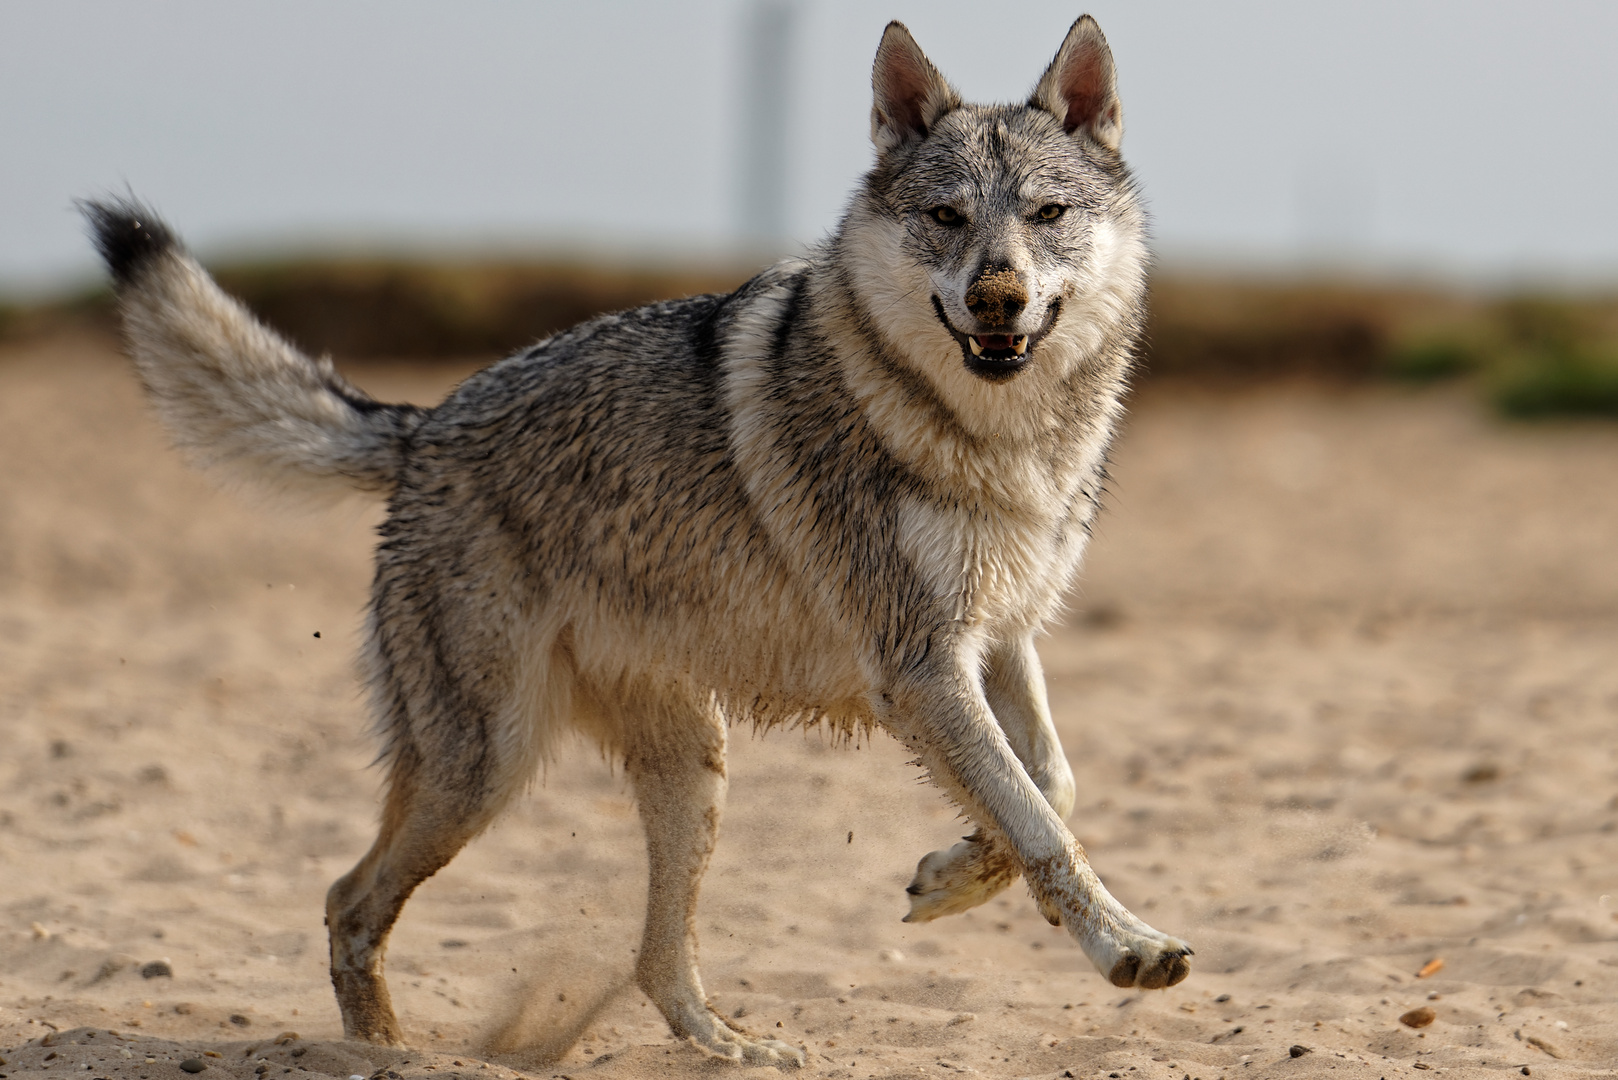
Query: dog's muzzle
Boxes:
[{"xmin": 931, "ymin": 295, "xmax": 1062, "ymax": 381}]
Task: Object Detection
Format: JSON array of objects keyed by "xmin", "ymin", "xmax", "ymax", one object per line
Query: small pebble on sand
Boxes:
[{"xmin": 1399, "ymin": 1007, "xmax": 1436, "ymax": 1029}]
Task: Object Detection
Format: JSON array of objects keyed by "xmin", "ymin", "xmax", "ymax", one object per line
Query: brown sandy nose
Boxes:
[{"xmin": 965, "ymin": 269, "xmax": 1028, "ymax": 327}]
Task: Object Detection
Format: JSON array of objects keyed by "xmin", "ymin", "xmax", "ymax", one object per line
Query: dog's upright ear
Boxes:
[
  {"xmin": 1030, "ymin": 15, "xmax": 1123, "ymax": 151},
  {"xmin": 870, "ymin": 21, "xmax": 960, "ymax": 154}
]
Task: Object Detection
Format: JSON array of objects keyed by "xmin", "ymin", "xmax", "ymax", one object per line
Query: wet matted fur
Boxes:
[{"xmin": 84, "ymin": 15, "xmax": 1190, "ymax": 1068}]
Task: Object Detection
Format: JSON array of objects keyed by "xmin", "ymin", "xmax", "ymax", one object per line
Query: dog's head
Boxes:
[{"xmin": 837, "ymin": 17, "xmax": 1146, "ymax": 427}]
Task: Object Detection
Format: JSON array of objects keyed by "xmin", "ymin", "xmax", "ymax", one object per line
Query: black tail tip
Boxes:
[{"xmin": 79, "ymin": 197, "xmax": 178, "ymax": 285}]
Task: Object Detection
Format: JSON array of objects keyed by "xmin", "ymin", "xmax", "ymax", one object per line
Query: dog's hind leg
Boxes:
[
  {"xmin": 904, "ymin": 635, "xmax": 1075, "ymax": 923},
  {"xmin": 625, "ymin": 693, "xmax": 805, "ymax": 1068},
  {"xmin": 326, "ymin": 731, "xmax": 514, "ymax": 1045}
]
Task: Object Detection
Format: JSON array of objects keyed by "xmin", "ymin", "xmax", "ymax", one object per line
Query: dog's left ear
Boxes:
[{"xmin": 1030, "ymin": 15, "xmax": 1122, "ymax": 151}]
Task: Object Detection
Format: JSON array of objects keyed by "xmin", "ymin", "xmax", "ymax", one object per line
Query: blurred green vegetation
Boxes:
[
  {"xmin": 1384, "ymin": 295, "xmax": 1618, "ymax": 417},
  {"xmin": 4, "ymin": 259, "xmax": 1617, "ymax": 418},
  {"xmin": 1488, "ymin": 299, "xmax": 1618, "ymax": 417},
  {"xmin": 1384, "ymin": 337, "xmax": 1487, "ymax": 382}
]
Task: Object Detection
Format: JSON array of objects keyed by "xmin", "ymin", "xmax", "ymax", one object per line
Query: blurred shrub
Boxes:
[
  {"xmin": 1383, "ymin": 337, "xmax": 1488, "ymax": 382},
  {"xmin": 1490, "ymin": 344, "xmax": 1618, "ymax": 418},
  {"xmin": 1481, "ymin": 297, "xmax": 1618, "ymax": 418},
  {"xmin": 1496, "ymin": 297, "xmax": 1591, "ymax": 352}
]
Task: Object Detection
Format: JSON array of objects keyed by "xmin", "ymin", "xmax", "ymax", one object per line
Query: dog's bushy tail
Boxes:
[{"xmin": 82, "ymin": 198, "xmax": 424, "ymax": 497}]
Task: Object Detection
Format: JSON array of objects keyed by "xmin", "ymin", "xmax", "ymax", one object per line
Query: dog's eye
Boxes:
[
  {"xmin": 1037, "ymin": 204, "xmax": 1066, "ymax": 221},
  {"xmin": 928, "ymin": 206, "xmax": 964, "ymax": 226}
]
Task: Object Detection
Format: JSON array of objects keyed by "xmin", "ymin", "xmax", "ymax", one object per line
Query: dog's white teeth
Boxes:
[
  {"xmin": 1012, "ymin": 336, "xmax": 1028, "ymax": 356},
  {"xmin": 968, "ymin": 336, "xmax": 985, "ymax": 357}
]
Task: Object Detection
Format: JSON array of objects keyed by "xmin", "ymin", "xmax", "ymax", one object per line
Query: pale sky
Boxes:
[{"xmin": 5, "ymin": 0, "xmax": 1617, "ymax": 295}]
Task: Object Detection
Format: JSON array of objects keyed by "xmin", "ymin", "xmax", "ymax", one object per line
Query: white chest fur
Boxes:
[{"xmin": 896, "ymin": 486, "xmax": 1090, "ymax": 632}]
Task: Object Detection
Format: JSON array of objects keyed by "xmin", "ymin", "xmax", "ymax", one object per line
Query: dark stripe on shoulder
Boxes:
[
  {"xmin": 691, "ymin": 294, "xmax": 725, "ymax": 370},
  {"xmin": 770, "ymin": 271, "xmax": 809, "ymax": 364},
  {"xmin": 824, "ymin": 259, "xmax": 980, "ymax": 450}
]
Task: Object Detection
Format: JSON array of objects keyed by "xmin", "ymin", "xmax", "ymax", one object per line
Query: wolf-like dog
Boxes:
[{"xmin": 85, "ymin": 15, "xmax": 1191, "ymax": 1067}]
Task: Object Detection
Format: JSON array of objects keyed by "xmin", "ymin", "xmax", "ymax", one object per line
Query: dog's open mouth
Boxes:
[
  {"xmin": 969, "ymin": 333, "xmax": 1028, "ymax": 359},
  {"xmin": 931, "ymin": 296, "xmax": 1061, "ymax": 381}
]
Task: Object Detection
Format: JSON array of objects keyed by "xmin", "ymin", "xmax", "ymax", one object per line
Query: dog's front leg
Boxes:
[
  {"xmin": 904, "ymin": 636, "xmax": 1075, "ymax": 923},
  {"xmin": 885, "ymin": 656, "xmax": 1191, "ymax": 990}
]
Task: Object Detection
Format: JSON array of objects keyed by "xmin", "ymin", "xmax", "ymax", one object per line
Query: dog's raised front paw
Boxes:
[
  {"xmin": 902, "ymin": 835, "xmax": 1021, "ymax": 922},
  {"xmin": 1095, "ymin": 928, "xmax": 1193, "ymax": 990}
]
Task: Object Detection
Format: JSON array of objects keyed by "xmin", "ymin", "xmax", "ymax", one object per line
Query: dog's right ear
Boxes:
[{"xmin": 870, "ymin": 22, "xmax": 960, "ymax": 154}]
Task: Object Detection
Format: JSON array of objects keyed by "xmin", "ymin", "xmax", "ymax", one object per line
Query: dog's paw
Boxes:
[
  {"xmin": 645, "ymin": 975, "xmax": 805, "ymax": 1068},
  {"xmin": 688, "ymin": 1019, "xmax": 805, "ymax": 1069},
  {"xmin": 902, "ymin": 836, "xmax": 1021, "ymax": 922},
  {"xmin": 1092, "ymin": 927, "xmax": 1193, "ymax": 990},
  {"xmin": 357, "ymin": 1030, "xmax": 410, "ymax": 1049},
  {"xmin": 734, "ymin": 1035, "xmax": 807, "ymax": 1069},
  {"xmin": 332, "ymin": 970, "xmax": 409, "ymax": 1047}
]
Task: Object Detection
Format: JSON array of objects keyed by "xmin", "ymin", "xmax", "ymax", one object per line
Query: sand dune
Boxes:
[{"xmin": 2, "ymin": 334, "xmax": 1616, "ymax": 1078}]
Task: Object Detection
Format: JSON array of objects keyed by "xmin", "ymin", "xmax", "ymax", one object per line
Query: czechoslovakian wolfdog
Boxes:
[{"xmin": 85, "ymin": 15, "xmax": 1190, "ymax": 1068}]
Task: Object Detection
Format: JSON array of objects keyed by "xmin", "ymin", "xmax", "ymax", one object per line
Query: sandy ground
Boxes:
[{"xmin": 2, "ymin": 332, "xmax": 1617, "ymax": 1080}]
